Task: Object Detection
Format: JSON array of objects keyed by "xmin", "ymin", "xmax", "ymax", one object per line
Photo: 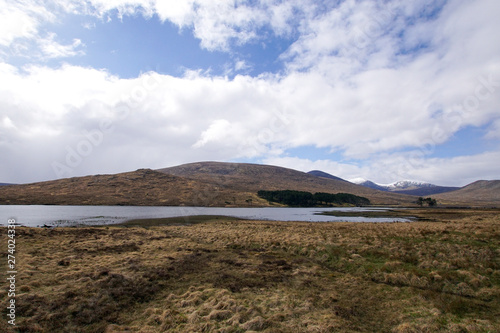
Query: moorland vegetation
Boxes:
[{"xmin": 1, "ymin": 208, "xmax": 499, "ymax": 332}]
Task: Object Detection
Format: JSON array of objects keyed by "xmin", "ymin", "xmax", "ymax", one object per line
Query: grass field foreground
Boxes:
[{"xmin": 1, "ymin": 209, "xmax": 499, "ymax": 332}]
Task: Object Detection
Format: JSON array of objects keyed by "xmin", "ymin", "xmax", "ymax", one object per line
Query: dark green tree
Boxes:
[
  {"xmin": 417, "ymin": 197, "xmax": 437, "ymax": 207},
  {"xmin": 257, "ymin": 190, "xmax": 370, "ymax": 207},
  {"xmin": 425, "ymin": 197, "xmax": 437, "ymax": 206}
]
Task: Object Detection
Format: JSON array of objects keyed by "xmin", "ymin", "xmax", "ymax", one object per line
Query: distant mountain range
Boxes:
[
  {"xmin": 350, "ymin": 179, "xmax": 460, "ymax": 196},
  {"xmin": 307, "ymin": 170, "xmax": 500, "ymax": 205},
  {"xmin": 0, "ymin": 162, "xmax": 498, "ymax": 207},
  {"xmin": 0, "ymin": 183, "xmax": 14, "ymax": 186},
  {"xmin": 307, "ymin": 170, "xmax": 459, "ymax": 196}
]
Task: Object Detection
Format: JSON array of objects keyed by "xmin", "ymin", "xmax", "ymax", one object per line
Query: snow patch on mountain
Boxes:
[
  {"xmin": 385, "ymin": 180, "xmax": 436, "ymax": 190},
  {"xmin": 349, "ymin": 178, "xmax": 368, "ymax": 185}
]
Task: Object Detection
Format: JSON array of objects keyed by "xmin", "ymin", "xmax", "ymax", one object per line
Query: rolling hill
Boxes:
[
  {"xmin": 434, "ymin": 180, "xmax": 500, "ymax": 206},
  {"xmin": 0, "ymin": 169, "xmax": 244, "ymax": 206},
  {"xmin": 158, "ymin": 162, "xmax": 415, "ymax": 205}
]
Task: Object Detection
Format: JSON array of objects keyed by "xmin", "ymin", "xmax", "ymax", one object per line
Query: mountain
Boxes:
[
  {"xmin": 0, "ymin": 183, "xmax": 14, "ymax": 186},
  {"xmin": 0, "ymin": 169, "xmax": 238, "ymax": 206},
  {"xmin": 351, "ymin": 179, "xmax": 459, "ymax": 196},
  {"xmin": 391, "ymin": 186, "xmax": 461, "ymax": 196},
  {"xmin": 352, "ymin": 178, "xmax": 499, "ymax": 205},
  {"xmin": 434, "ymin": 180, "xmax": 500, "ymax": 206},
  {"xmin": 307, "ymin": 170, "xmax": 347, "ymax": 182},
  {"xmin": 158, "ymin": 162, "xmax": 414, "ymax": 205},
  {"xmin": 387, "ymin": 180, "xmax": 435, "ymax": 190},
  {"xmin": 354, "ymin": 180, "xmax": 388, "ymax": 192},
  {"xmin": 0, "ymin": 163, "xmax": 414, "ymax": 206},
  {"xmin": 387, "ymin": 181, "xmax": 460, "ymax": 196}
]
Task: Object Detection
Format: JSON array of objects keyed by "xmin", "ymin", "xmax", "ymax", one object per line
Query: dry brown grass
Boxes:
[{"xmin": 1, "ymin": 208, "xmax": 499, "ymax": 332}]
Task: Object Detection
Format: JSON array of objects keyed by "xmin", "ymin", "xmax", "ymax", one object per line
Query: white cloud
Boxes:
[
  {"xmin": 38, "ymin": 33, "xmax": 85, "ymax": 59},
  {"xmin": 82, "ymin": 0, "xmax": 307, "ymax": 51},
  {"xmin": 485, "ymin": 119, "xmax": 500, "ymax": 140},
  {"xmin": 262, "ymin": 156, "xmax": 369, "ymax": 181},
  {"xmin": 1, "ymin": 116, "xmax": 16, "ymax": 129},
  {"xmin": 0, "ymin": 65, "xmax": 285, "ymax": 182},
  {"xmin": 0, "ymin": 0, "xmax": 89, "ymax": 61},
  {"xmin": 0, "ymin": 0, "xmax": 55, "ymax": 46},
  {"xmin": 234, "ymin": 59, "xmax": 250, "ymax": 72},
  {"xmin": 193, "ymin": 119, "xmax": 232, "ymax": 148},
  {"xmin": 0, "ymin": 0, "xmax": 302, "ymax": 56},
  {"xmin": 397, "ymin": 151, "xmax": 500, "ymax": 186}
]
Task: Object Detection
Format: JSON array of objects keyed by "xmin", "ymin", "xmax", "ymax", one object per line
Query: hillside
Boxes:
[
  {"xmin": 307, "ymin": 170, "xmax": 347, "ymax": 182},
  {"xmin": 158, "ymin": 162, "xmax": 415, "ymax": 205},
  {"xmin": 0, "ymin": 169, "xmax": 248, "ymax": 207},
  {"xmin": 388, "ymin": 181, "xmax": 460, "ymax": 196},
  {"xmin": 392, "ymin": 186, "xmax": 461, "ymax": 196},
  {"xmin": 435, "ymin": 180, "xmax": 500, "ymax": 206}
]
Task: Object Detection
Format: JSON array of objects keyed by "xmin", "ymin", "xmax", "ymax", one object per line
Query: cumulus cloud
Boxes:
[
  {"xmin": 0, "ymin": 0, "xmax": 55, "ymax": 47},
  {"xmin": 67, "ymin": 0, "xmax": 300, "ymax": 51},
  {"xmin": 0, "ymin": 65, "xmax": 286, "ymax": 182},
  {"xmin": 38, "ymin": 33, "xmax": 85, "ymax": 59}
]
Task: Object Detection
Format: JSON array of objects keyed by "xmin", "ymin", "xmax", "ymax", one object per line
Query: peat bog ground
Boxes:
[{"xmin": 1, "ymin": 208, "xmax": 499, "ymax": 332}]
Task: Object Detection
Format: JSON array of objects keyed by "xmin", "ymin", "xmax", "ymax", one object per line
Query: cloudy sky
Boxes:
[{"xmin": 0, "ymin": 0, "xmax": 499, "ymax": 186}]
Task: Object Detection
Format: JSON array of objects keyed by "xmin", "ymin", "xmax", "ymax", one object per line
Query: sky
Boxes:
[{"xmin": 0, "ymin": 0, "xmax": 499, "ymax": 187}]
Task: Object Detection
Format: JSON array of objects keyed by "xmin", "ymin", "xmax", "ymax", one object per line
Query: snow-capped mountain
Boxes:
[
  {"xmin": 313, "ymin": 172, "xmax": 460, "ymax": 196},
  {"xmin": 350, "ymin": 179, "xmax": 388, "ymax": 192},
  {"xmin": 385, "ymin": 180, "xmax": 436, "ymax": 190},
  {"xmin": 350, "ymin": 179, "xmax": 459, "ymax": 196}
]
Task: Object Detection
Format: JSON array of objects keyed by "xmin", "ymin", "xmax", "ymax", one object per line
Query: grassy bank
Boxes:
[
  {"xmin": 1, "ymin": 209, "xmax": 499, "ymax": 332},
  {"xmin": 318, "ymin": 207, "xmax": 500, "ymax": 221}
]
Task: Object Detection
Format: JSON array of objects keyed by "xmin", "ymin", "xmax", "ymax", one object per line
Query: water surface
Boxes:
[{"xmin": 0, "ymin": 205, "xmax": 411, "ymax": 227}]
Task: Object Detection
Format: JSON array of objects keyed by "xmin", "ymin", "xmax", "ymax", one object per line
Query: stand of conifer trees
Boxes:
[{"xmin": 257, "ymin": 190, "xmax": 370, "ymax": 207}]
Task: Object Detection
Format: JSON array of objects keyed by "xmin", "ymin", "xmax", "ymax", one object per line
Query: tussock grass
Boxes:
[
  {"xmin": 1, "ymin": 209, "xmax": 499, "ymax": 332},
  {"xmin": 118, "ymin": 215, "xmax": 242, "ymax": 227}
]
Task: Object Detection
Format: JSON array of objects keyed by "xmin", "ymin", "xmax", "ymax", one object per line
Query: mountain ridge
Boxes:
[
  {"xmin": 158, "ymin": 161, "xmax": 415, "ymax": 205},
  {"xmin": 307, "ymin": 170, "xmax": 347, "ymax": 182},
  {"xmin": 434, "ymin": 180, "xmax": 500, "ymax": 205},
  {"xmin": 348, "ymin": 178, "xmax": 460, "ymax": 196},
  {"xmin": 0, "ymin": 162, "xmax": 498, "ymax": 207}
]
